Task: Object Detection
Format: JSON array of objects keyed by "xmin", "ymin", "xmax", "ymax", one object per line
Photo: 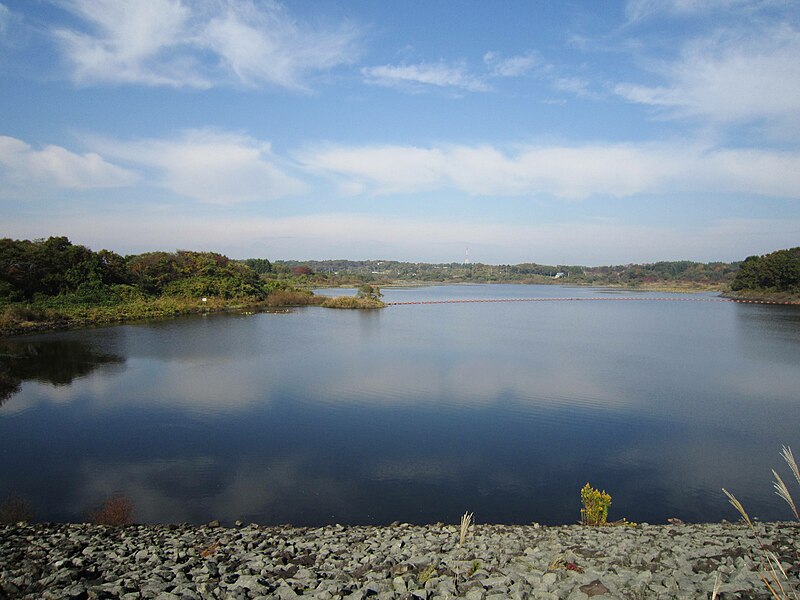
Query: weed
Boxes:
[
  {"xmin": 459, "ymin": 511, "xmax": 473, "ymax": 546},
  {"xmin": 88, "ymin": 493, "xmax": 134, "ymax": 526},
  {"xmin": 548, "ymin": 553, "xmax": 566, "ymax": 571},
  {"xmin": 580, "ymin": 483, "xmax": 611, "ymax": 526},
  {"xmin": 199, "ymin": 540, "xmax": 220, "ymax": 558},
  {"xmin": 0, "ymin": 495, "xmax": 33, "ymax": 523},
  {"xmin": 565, "ymin": 562, "xmax": 585, "ymax": 573},
  {"xmin": 417, "ymin": 565, "xmax": 436, "ymax": 583},
  {"xmin": 468, "ymin": 560, "xmax": 481, "ymax": 576},
  {"xmin": 722, "ymin": 445, "xmax": 800, "ymax": 600},
  {"xmin": 773, "ymin": 445, "xmax": 800, "ymax": 520}
]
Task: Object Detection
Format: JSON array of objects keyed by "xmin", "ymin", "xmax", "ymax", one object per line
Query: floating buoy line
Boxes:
[{"xmin": 386, "ymin": 297, "xmax": 799, "ymax": 306}]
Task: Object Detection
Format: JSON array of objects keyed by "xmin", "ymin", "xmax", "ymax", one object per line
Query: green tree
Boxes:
[
  {"xmin": 731, "ymin": 248, "xmax": 800, "ymax": 293},
  {"xmin": 356, "ymin": 284, "xmax": 383, "ymax": 301}
]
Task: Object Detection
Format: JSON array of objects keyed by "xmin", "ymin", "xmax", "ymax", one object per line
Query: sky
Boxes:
[{"xmin": 1, "ymin": 0, "xmax": 799, "ymax": 265}]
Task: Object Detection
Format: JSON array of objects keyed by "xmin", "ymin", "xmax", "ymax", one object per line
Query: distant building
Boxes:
[{"xmin": 554, "ymin": 272, "xmax": 565, "ymax": 279}]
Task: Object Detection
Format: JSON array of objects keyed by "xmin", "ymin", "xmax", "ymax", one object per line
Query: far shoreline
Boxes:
[{"xmin": 4, "ymin": 280, "xmax": 799, "ymax": 339}]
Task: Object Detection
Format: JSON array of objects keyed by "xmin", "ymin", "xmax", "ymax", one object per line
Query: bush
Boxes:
[
  {"xmin": 320, "ymin": 296, "xmax": 384, "ymax": 309},
  {"xmin": 580, "ymin": 483, "xmax": 611, "ymax": 526},
  {"xmin": 0, "ymin": 304, "xmax": 45, "ymax": 324},
  {"xmin": 0, "ymin": 495, "xmax": 33, "ymax": 523},
  {"xmin": 264, "ymin": 289, "xmax": 320, "ymax": 307},
  {"xmin": 88, "ymin": 494, "xmax": 134, "ymax": 526}
]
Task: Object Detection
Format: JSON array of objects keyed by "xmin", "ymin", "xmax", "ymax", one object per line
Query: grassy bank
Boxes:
[
  {"xmin": 722, "ymin": 290, "xmax": 800, "ymax": 303},
  {"xmin": 0, "ymin": 292, "xmax": 385, "ymax": 337}
]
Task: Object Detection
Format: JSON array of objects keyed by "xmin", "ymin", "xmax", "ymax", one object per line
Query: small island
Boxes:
[{"xmin": 0, "ymin": 237, "xmax": 384, "ymax": 336}]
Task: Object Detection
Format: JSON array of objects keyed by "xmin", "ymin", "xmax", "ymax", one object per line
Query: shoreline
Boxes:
[
  {"xmin": 3, "ymin": 282, "xmax": 797, "ymax": 340},
  {"xmin": 2, "ymin": 521, "xmax": 798, "ymax": 599}
]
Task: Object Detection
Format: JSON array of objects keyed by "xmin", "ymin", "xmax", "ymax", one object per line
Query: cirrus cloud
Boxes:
[
  {"xmin": 362, "ymin": 61, "xmax": 489, "ymax": 93},
  {"xmin": 52, "ymin": 0, "xmax": 361, "ymax": 90},
  {"xmin": 615, "ymin": 24, "xmax": 800, "ymax": 132}
]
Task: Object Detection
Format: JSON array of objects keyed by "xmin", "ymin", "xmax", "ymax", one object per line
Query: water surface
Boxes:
[{"xmin": 1, "ymin": 284, "xmax": 799, "ymax": 526}]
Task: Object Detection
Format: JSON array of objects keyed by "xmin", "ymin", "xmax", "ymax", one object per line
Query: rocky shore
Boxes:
[{"xmin": 1, "ymin": 521, "xmax": 798, "ymax": 599}]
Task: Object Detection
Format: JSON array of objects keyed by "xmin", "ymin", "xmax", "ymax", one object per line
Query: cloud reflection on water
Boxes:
[{"xmin": 1, "ymin": 289, "xmax": 799, "ymax": 525}]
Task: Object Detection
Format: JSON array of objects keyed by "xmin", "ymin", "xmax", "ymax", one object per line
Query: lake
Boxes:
[{"xmin": 1, "ymin": 284, "xmax": 799, "ymax": 526}]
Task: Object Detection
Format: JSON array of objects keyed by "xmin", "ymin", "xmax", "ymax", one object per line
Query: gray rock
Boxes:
[{"xmin": 1, "ymin": 521, "xmax": 796, "ymax": 600}]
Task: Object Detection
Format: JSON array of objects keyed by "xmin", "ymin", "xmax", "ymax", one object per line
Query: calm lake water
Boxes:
[{"xmin": 1, "ymin": 284, "xmax": 799, "ymax": 526}]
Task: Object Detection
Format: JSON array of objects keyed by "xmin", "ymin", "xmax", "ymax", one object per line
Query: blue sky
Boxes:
[{"xmin": 1, "ymin": 0, "xmax": 799, "ymax": 265}]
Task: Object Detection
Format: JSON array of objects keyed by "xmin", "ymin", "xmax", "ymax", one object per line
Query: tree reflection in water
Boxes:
[{"xmin": 0, "ymin": 339, "xmax": 123, "ymax": 404}]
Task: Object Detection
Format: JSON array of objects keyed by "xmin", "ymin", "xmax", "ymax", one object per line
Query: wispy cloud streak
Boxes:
[
  {"xmin": 362, "ymin": 61, "xmax": 489, "ymax": 92},
  {"xmin": 52, "ymin": 0, "xmax": 360, "ymax": 89}
]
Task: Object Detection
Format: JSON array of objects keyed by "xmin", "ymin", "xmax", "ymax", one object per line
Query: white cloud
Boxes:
[
  {"xmin": 6, "ymin": 211, "xmax": 797, "ymax": 265},
  {"xmin": 0, "ymin": 135, "xmax": 136, "ymax": 189},
  {"xmin": 625, "ymin": 0, "xmax": 774, "ymax": 22},
  {"xmin": 615, "ymin": 24, "xmax": 800, "ymax": 130},
  {"xmin": 301, "ymin": 144, "xmax": 448, "ymax": 195},
  {"xmin": 54, "ymin": 0, "xmax": 202, "ymax": 87},
  {"xmin": 362, "ymin": 50, "xmax": 540, "ymax": 94},
  {"xmin": 52, "ymin": 0, "xmax": 360, "ymax": 89},
  {"xmin": 552, "ymin": 77, "xmax": 593, "ymax": 98},
  {"xmin": 202, "ymin": 0, "xmax": 360, "ymax": 90},
  {"xmin": 92, "ymin": 129, "xmax": 306, "ymax": 203},
  {"xmin": 0, "ymin": 3, "xmax": 11, "ymax": 38},
  {"xmin": 362, "ymin": 61, "xmax": 489, "ymax": 92},
  {"xmin": 300, "ymin": 141, "xmax": 800, "ymax": 199},
  {"xmin": 483, "ymin": 51, "xmax": 539, "ymax": 77}
]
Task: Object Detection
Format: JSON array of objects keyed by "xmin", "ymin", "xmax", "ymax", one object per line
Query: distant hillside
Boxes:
[
  {"xmin": 274, "ymin": 258, "xmax": 738, "ymax": 289},
  {"xmin": 730, "ymin": 247, "xmax": 800, "ymax": 296}
]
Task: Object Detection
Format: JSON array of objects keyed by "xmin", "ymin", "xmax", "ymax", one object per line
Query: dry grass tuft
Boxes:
[
  {"xmin": 722, "ymin": 445, "xmax": 800, "ymax": 600},
  {"xmin": 88, "ymin": 494, "xmax": 134, "ymax": 527},
  {"xmin": 774, "ymin": 446, "xmax": 800, "ymax": 520},
  {"xmin": 199, "ymin": 540, "xmax": 220, "ymax": 558},
  {"xmin": 459, "ymin": 511, "xmax": 473, "ymax": 546},
  {"xmin": 711, "ymin": 573, "xmax": 722, "ymax": 600}
]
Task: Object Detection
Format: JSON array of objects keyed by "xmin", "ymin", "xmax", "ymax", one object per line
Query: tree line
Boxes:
[
  {"xmin": 0, "ymin": 237, "xmax": 278, "ymax": 306},
  {"xmin": 730, "ymin": 247, "xmax": 800, "ymax": 294}
]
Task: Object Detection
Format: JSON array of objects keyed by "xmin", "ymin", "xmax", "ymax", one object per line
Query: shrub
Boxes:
[
  {"xmin": 580, "ymin": 483, "xmax": 611, "ymax": 526},
  {"xmin": 0, "ymin": 495, "xmax": 33, "ymax": 523},
  {"xmin": 265, "ymin": 289, "xmax": 320, "ymax": 307},
  {"xmin": 0, "ymin": 304, "xmax": 45, "ymax": 326},
  {"xmin": 320, "ymin": 296, "xmax": 384, "ymax": 309},
  {"xmin": 88, "ymin": 494, "xmax": 134, "ymax": 526}
]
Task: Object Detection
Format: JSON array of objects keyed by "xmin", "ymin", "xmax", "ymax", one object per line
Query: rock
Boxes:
[
  {"xmin": 579, "ymin": 579, "xmax": 610, "ymax": 596},
  {"xmin": 274, "ymin": 582, "xmax": 299, "ymax": 599},
  {"xmin": 1, "ymin": 521, "xmax": 796, "ymax": 600},
  {"xmin": 542, "ymin": 572, "xmax": 558, "ymax": 587}
]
